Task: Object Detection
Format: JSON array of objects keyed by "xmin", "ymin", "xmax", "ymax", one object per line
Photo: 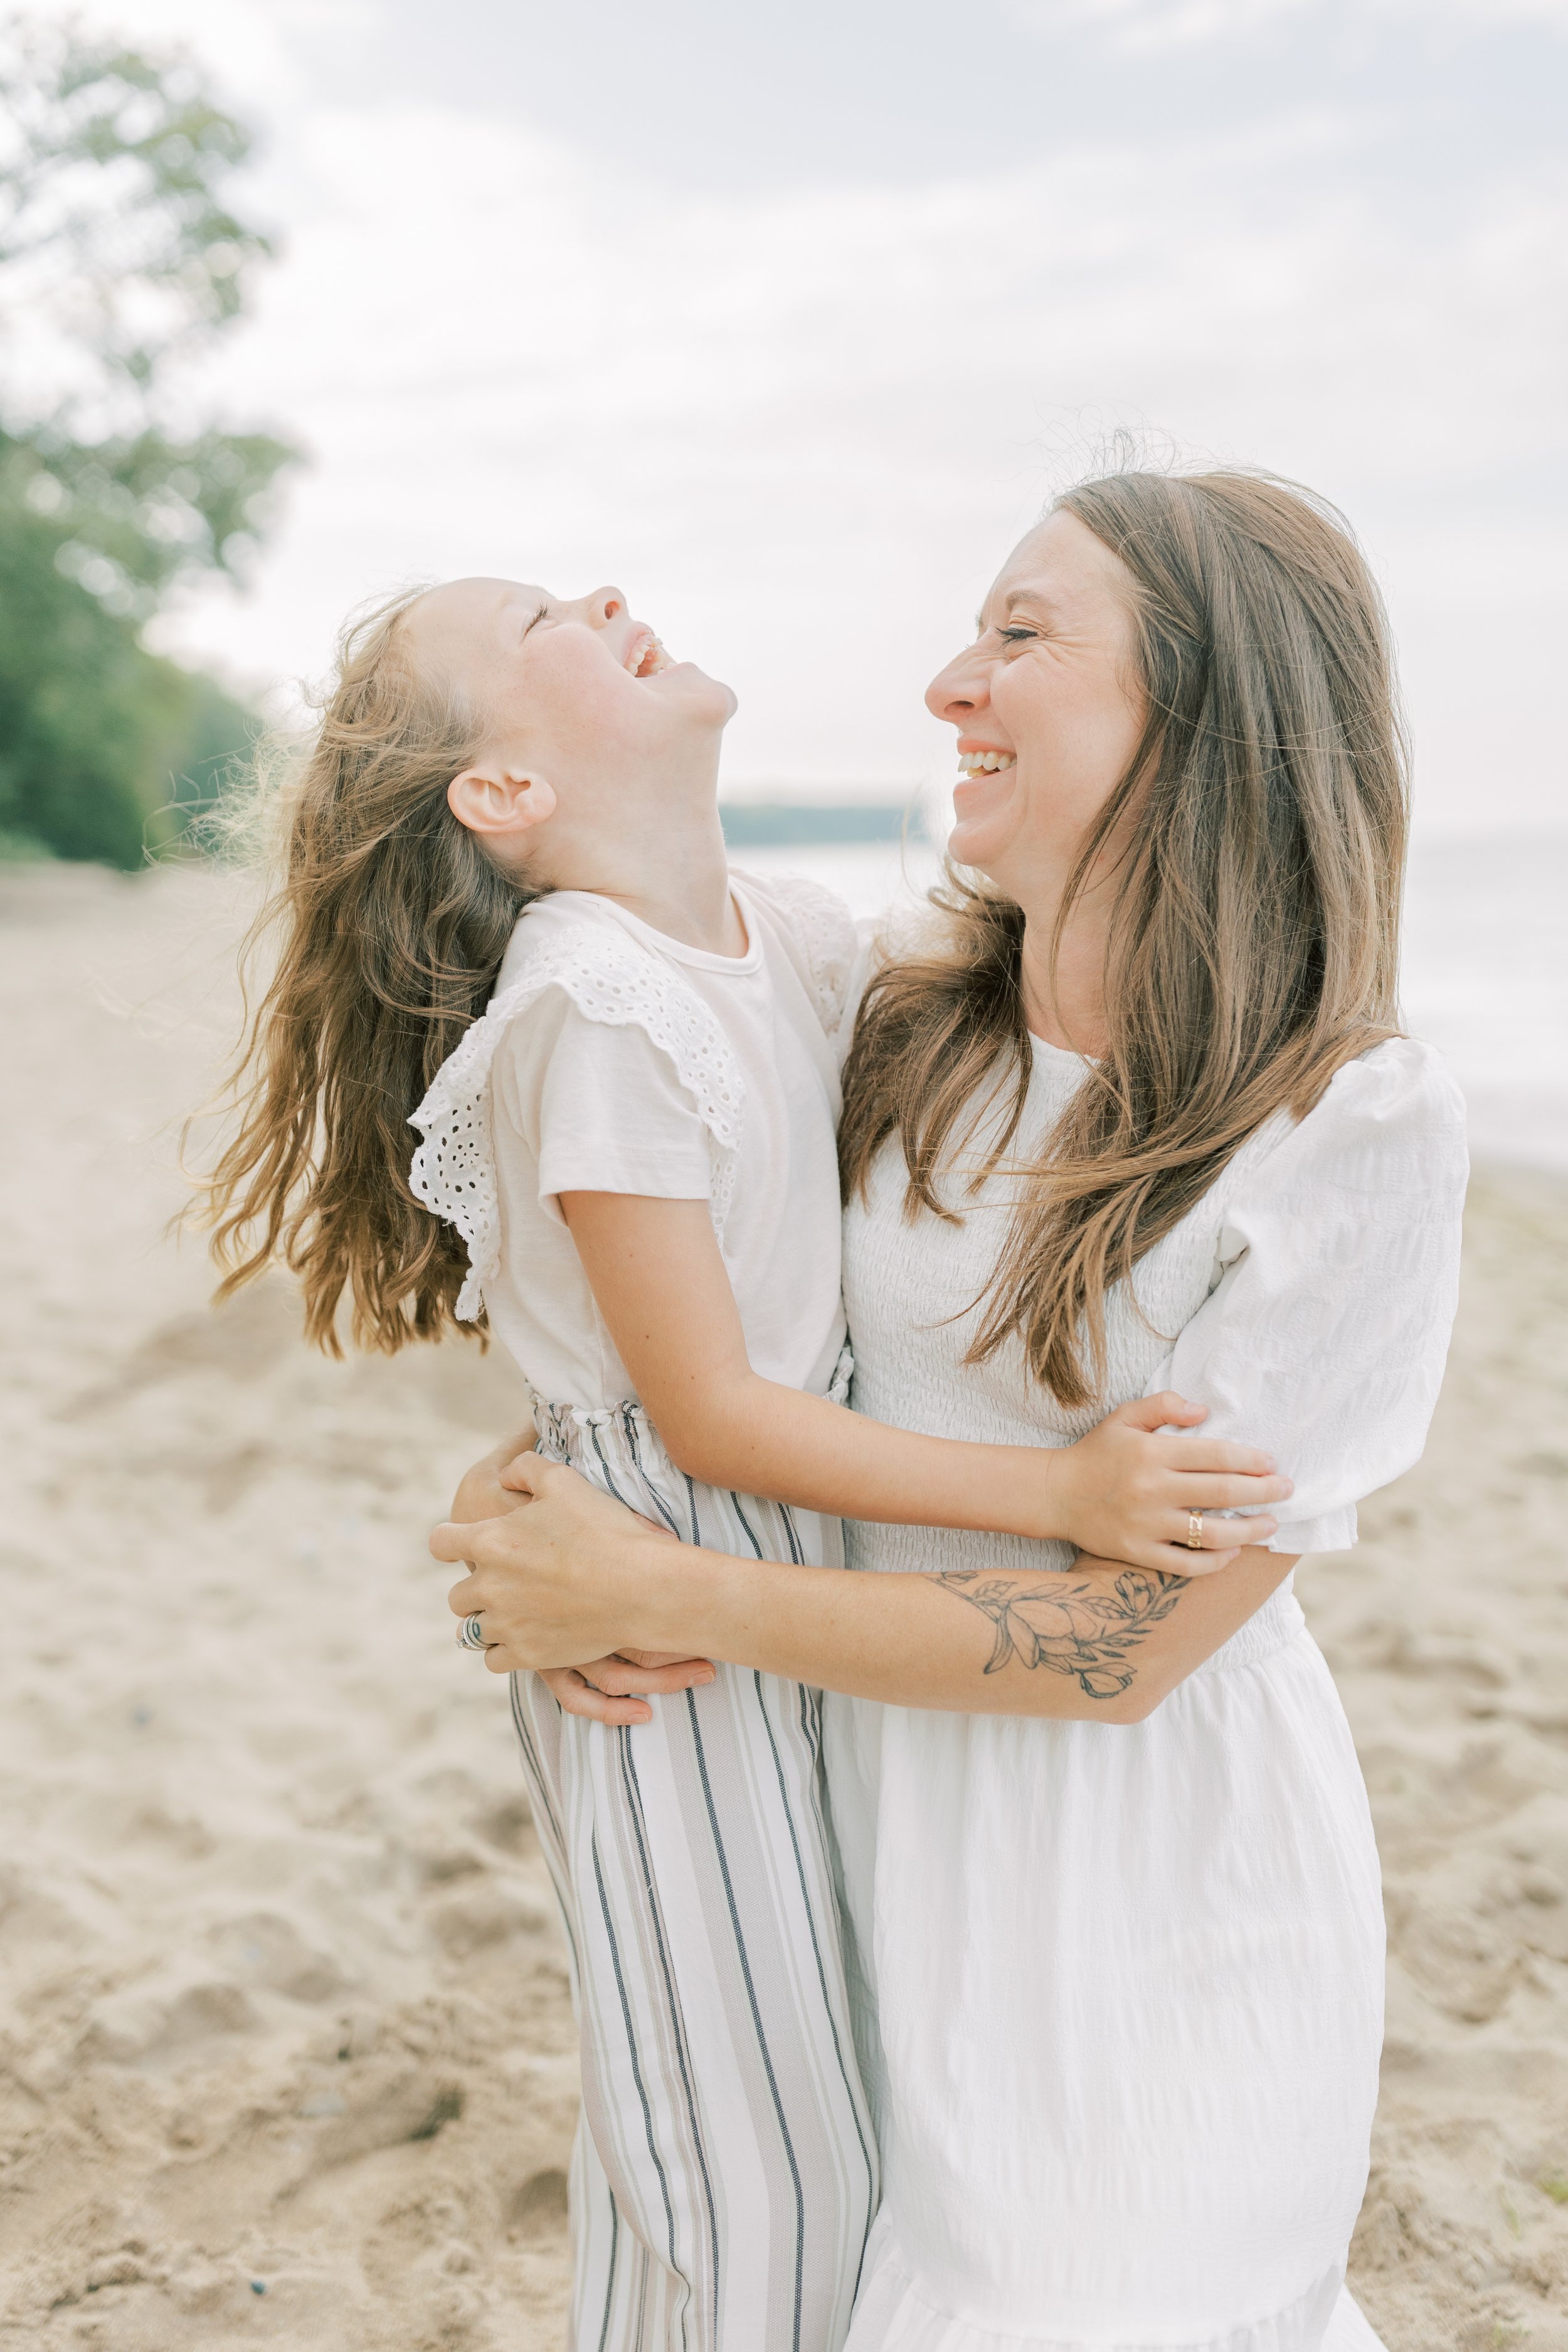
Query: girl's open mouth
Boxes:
[{"xmin": 623, "ymin": 628, "xmax": 673, "ymax": 680}]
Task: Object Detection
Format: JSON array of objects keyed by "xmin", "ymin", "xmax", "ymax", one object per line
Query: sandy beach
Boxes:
[{"xmin": 2, "ymin": 861, "xmax": 1565, "ymax": 2352}]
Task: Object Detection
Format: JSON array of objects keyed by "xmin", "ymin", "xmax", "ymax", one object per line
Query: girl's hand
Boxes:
[
  {"xmin": 450, "ymin": 1428, "xmax": 537, "ymax": 1523},
  {"xmin": 1047, "ymin": 1394, "xmax": 1293, "ymax": 1574},
  {"xmin": 538, "ymin": 1650, "xmax": 716, "ymax": 1727}
]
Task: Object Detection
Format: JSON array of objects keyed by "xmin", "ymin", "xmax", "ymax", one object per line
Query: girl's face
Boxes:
[
  {"xmin": 924, "ymin": 511, "xmax": 1147, "ymax": 903},
  {"xmin": 409, "ymin": 575, "xmax": 736, "ymax": 870}
]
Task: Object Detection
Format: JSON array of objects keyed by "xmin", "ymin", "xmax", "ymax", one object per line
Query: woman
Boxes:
[{"xmin": 437, "ymin": 469, "xmax": 1467, "ymax": 2351}]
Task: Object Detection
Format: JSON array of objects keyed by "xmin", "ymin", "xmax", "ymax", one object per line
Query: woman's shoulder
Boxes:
[
  {"xmin": 1308, "ymin": 1034, "xmax": 1466, "ymax": 1147},
  {"xmin": 1232, "ymin": 1034, "xmax": 1468, "ymax": 1210}
]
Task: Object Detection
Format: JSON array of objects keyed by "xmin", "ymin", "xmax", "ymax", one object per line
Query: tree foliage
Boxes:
[{"xmin": 0, "ymin": 14, "xmax": 299, "ymax": 866}]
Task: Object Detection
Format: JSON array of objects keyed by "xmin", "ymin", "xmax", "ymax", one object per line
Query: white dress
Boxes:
[{"xmin": 825, "ymin": 1034, "xmax": 1468, "ymax": 2352}]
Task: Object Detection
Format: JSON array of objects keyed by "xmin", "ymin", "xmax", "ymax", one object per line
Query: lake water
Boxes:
[{"xmin": 734, "ymin": 829, "xmax": 1568, "ymax": 1173}]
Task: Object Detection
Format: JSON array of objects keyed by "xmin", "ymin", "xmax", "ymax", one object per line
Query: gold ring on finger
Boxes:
[{"xmin": 1186, "ymin": 1512, "xmax": 1205, "ymax": 1550}]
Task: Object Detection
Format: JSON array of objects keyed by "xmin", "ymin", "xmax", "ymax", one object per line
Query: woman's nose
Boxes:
[{"xmin": 926, "ymin": 649, "xmax": 988, "ymax": 725}]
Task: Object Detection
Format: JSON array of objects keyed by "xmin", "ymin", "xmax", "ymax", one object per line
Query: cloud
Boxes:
[
  {"xmin": 1017, "ymin": 0, "xmax": 1568, "ymax": 47},
  {"xmin": 23, "ymin": 0, "xmax": 1568, "ymax": 831}
]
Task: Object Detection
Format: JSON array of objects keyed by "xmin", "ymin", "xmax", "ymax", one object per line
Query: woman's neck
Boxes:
[{"xmin": 1014, "ymin": 867, "xmax": 1116, "ymax": 1057}]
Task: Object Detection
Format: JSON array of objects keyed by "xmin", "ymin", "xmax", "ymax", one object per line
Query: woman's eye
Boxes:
[{"xmin": 998, "ymin": 627, "xmax": 1036, "ymax": 645}]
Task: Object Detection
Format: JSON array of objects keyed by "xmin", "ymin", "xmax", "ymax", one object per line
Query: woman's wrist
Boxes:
[
  {"xmin": 622, "ymin": 1526, "xmax": 734, "ymax": 1656},
  {"xmin": 981, "ymin": 1440, "xmax": 1076, "ymax": 1544}
]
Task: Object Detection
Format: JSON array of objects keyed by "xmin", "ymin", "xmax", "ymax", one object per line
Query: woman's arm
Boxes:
[
  {"xmin": 432, "ymin": 1457, "xmax": 1296, "ymax": 1724},
  {"xmin": 560, "ymin": 1191, "xmax": 1286, "ymax": 1572}
]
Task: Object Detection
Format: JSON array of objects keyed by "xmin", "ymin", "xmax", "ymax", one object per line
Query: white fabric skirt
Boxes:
[{"xmin": 823, "ymin": 1587, "xmax": 1389, "ymax": 2352}]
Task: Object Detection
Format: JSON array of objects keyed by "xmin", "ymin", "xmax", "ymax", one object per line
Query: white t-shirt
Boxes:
[{"xmin": 410, "ymin": 871, "xmax": 859, "ymax": 1411}]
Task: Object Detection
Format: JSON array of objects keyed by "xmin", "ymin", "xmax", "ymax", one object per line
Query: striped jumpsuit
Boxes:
[{"xmin": 410, "ymin": 875, "xmax": 879, "ymax": 2351}]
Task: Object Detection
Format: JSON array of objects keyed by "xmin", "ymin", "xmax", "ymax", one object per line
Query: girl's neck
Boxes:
[{"xmin": 567, "ymin": 805, "xmax": 744, "ymax": 957}]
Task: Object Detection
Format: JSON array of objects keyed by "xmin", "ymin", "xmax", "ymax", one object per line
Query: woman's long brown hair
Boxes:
[
  {"xmin": 838, "ymin": 469, "xmax": 1408, "ymax": 1409},
  {"xmin": 198, "ymin": 589, "xmax": 534, "ymax": 1352}
]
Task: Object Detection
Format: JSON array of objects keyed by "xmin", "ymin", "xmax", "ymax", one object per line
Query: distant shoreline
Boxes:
[{"xmin": 719, "ymin": 801, "xmax": 928, "ymax": 846}]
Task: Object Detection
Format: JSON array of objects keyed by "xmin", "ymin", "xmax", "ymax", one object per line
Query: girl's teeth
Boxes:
[{"xmin": 958, "ymin": 751, "xmax": 1016, "ymax": 773}]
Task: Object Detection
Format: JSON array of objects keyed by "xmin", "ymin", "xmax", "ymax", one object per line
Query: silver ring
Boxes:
[{"xmin": 457, "ymin": 1613, "xmax": 488, "ymax": 1652}]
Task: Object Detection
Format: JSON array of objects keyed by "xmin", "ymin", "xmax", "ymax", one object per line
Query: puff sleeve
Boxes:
[{"xmin": 1144, "ymin": 1038, "xmax": 1469, "ymax": 1556}]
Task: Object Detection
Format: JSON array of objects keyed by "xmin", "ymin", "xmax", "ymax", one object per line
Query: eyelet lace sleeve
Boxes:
[{"xmin": 408, "ymin": 923, "xmax": 744, "ymax": 1323}]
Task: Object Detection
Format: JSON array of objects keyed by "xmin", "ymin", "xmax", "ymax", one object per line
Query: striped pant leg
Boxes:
[{"xmin": 511, "ymin": 1661, "xmax": 877, "ymax": 2352}]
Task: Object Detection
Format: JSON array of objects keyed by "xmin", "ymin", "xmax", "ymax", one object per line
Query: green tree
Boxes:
[{"xmin": 0, "ymin": 14, "xmax": 299, "ymax": 865}]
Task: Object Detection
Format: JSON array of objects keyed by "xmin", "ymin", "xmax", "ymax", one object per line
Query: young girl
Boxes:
[{"xmin": 204, "ymin": 573, "xmax": 1291, "ymax": 2352}]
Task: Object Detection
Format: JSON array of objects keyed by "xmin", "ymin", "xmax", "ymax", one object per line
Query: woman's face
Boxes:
[{"xmin": 926, "ymin": 511, "xmax": 1147, "ymax": 900}]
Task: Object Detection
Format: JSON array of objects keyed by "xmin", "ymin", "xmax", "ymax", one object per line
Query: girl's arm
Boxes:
[
  {"xmin": 560, "ymin": 1191, "xmax": 1288, "ymax": 1572},
  {"xmin": 433, "ymin": 1457, "xmax": 1296, "ymax": 1724}
]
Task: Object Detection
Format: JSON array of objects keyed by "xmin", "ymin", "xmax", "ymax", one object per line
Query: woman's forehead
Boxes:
[{"xmin": 982, "ymin": 511, "xmax": 1125, "ymax": 623}]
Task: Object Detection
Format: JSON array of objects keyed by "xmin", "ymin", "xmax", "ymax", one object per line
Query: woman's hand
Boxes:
[
  {"xmin": 1046, "ymin": 1394, "xmax": 1292, "ymax": 1573},
  {"xmin": 436, "ymin": 1455, "xmax": 714, "ymax": 1712},
  {"xmin": 434, "ymin": 1456, "xmax": 1298, "ymax": 1720}
]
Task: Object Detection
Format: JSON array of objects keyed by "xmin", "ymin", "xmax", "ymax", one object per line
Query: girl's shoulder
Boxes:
[
  {"xmin": 408, "ymin": 896, "xmax": 746, "ymax": 1321},
  {"xmin": 477, "ymin": 894, "xmax": 743, "ymax": 1137},
  {"xmin": 487, "ymin": 896, "xmax": 724, "ymax": 1059},
  {"xmin": 491, "ymin": 887, "xmax": 649, "ymax": 995},
  {"xmin": 729, "ymin": 867, "xmax": 859, "ymax": 1042}
]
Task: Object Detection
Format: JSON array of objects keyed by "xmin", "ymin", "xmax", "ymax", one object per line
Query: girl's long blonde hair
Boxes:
[
  {"xmin": 838, "ymin": 469, "xmax": 1408, "ymax": 1410},
  {"xmin": 199, "ymin": 589, "xmax": 535, "ymax": 1352}
]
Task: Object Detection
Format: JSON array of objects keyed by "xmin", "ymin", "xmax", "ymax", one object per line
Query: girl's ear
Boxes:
[{"xmin": 447, "ymin": 764, "xmax": 558, "ymax": 839}]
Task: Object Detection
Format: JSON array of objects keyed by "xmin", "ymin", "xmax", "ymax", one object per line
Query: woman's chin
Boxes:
[
  {"xmin": 946, "ymin": 773, "xmax": 1027, "ymax": 872},
  {"xmin": 946, "ymin": 812, "xmax": 1010, "ymax": 876}
]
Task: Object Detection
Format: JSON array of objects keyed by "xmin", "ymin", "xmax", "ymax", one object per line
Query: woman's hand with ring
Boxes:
[
  {"xmin": 433, "ymin": 1454, "xmax": 700, "ymax": 1675},
  {"xmin": 1044, "ymin": 1392, "xmax": 1293, "ymax": 1574}
]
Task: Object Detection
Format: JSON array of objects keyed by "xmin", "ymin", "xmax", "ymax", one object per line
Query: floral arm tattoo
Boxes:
[{"xmin": 924, "ymin": 1568, "xmax": 1190, "ymax": 1699}]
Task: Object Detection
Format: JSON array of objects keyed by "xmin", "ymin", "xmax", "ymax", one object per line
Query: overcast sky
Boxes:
[{"xmin": 28, "ymin": 0, "xmax": 1568, "ymax": 834}]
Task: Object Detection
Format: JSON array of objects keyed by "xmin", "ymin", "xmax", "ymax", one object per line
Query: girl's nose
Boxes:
[
  {"xmin": 580, "ymin": 585, "xmax": 627, "ymax": 630},
  {"xmin": 926, "ymin": 649, "xmax": 988, "ymax": 725}
]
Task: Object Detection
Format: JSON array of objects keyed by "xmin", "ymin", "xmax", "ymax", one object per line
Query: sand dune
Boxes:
[{"xmin": 1, "ymin": 863, "xmax": 1565, "ymax": 2350}]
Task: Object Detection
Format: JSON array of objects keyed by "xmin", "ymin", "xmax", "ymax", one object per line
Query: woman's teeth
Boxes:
[{"xmin": 958, "ymin": 751, "xmax": 1016, "ymax": 774}]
